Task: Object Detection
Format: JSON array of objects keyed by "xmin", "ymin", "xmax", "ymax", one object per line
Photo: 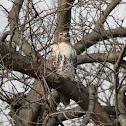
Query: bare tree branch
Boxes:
[
  {"xmin": 115, "ymin": 43, "xmax": 126, "ymax": 69},
  {"xmin": 81, "ymin": 85, "xmax": 96, "ymax": 125},
  {"xmin": 77, "ymin": 51, "xmax": 126, "ymax": 69},
  {"xmin": 0, "ymin": 0, "xmax": 125, "ymax": 125},
  {"xmin": 74, "ymin": 0, "xmax": 122, "ymax": 54},
  {"xmin": 0, "ymin": 42, "xmax": 115, "ymax": 125},
  {"xmin": 8, "ymin": 0, "xmax": 38, "ymax": 61}
]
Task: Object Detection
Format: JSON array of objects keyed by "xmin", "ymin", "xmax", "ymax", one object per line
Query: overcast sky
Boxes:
[
  {"xmin": 0, "ymin": 0, "xmax": 13, "ymax": 33},
  {"xmin": 0, "ymin": 0, "xmax": 126, "ymax": 125},
  {"xmin": 0, "ymin": 0, "xmax": 54, "ymax": 33},
  {"xmin": 0, "ymin": 0, "xmax": 126, "ymax": 34}
]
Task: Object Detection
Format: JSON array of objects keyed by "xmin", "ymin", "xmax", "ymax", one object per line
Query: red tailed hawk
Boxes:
[
  {"xmin": 50, "ymin": 31, "xmax": 77, "ymax": 106},
  {"xmin": 50, "ymin": 31, "xmax": 77, "ymax": 78}
]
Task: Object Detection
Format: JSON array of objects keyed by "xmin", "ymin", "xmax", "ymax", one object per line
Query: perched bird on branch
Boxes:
[{"xmin": 50, "ymin": 31, "xmax": 77, "ymax": 106}]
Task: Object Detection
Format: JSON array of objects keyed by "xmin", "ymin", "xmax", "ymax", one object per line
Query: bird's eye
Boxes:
[{"xmin": 59, "ymin": 33, "xmax": 63, "ymax": 35}]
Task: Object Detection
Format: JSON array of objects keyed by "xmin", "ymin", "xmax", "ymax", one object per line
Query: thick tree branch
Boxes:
[
  {"xmin": 10, "ymin": 80, "xmax": 45, "ymax": 126},
  {"xmin": 115, "ymin": 43, "xmax": 126, "ymax": 69},
  {"xmin": 74, "ymin": 0, "xmax": 122, "ymax": 54},
  {"xmin": 102, "ymin": 27, "xmax": 126, "ymax": 40},
  {"xmin": 76, "ymin": 51, "xmax": 126, "ymax": 69},
  {"xmin": 0, "ymin": 42, "xmax": 115, "ymax": 125},
  {"xmin": 103, "ymin": 106, "xmax": 116, "ymax": 116},
  {"xmin": 81, "ymin": 85, "xmax": 96, "ymax": 125},
  {"xmin": 74, "ymin": 27, "xmax": 126, "ymax": 54},
  {"xmin": 54, "ymin": 0, "xmax": 75, "ymax": 42},
  {"xmin": 0, "ymin": 31, "xmax": 10, "ymax": 42},
  {"xmin": 1, "ymin": 0, "xmax": 124, "ymax": 125},
  {"xmin": 8, "ymin": 0, "xmax": 38, "ymax": 61},
  {"xmin": 117, "ymin": 88, "xmax": 126, "ymax": 126},
  {"xmin": 94, "ymin": 0, "xmax": 121, "ymax": 27}
]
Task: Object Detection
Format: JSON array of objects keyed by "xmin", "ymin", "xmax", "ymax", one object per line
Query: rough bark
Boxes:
[
  {"xmin": 0, "ymin": 0, "xmax": 124, "ymax": 125},
  {"xmin": 117, "ymin": 88, "xmax": 126, "ymax": 126},
  {"xmin": 10, "ymin": 80, "xmax": 44, "ymax": 126},
  {"xmin": 0, "ymin": 42, "xmax": 115, "ymax": 125},
  {"xmin": 8, "ymin": 0, "xmax": 37, "ymax": 60},
  {"xmin": 54, "ymin": 0, "xmax": 75, "ymax": 42},
  {"xmin": 45, "ymin": 106, "xmax": 84, "ymax": 126},
  {"xmin": 81, "ymin": 85, "xmax": 96, "ymax": 125},
  {"xmin": 76, "ymin": 51, "xmax": 126, "ymax": 68}
]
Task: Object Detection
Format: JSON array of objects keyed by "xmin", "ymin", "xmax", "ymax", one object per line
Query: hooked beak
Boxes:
[{"xmin": 63, "ymin": 32, "xmax": 69, "ymax": 37}]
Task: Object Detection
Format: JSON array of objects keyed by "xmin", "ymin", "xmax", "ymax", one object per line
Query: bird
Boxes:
[{"xmin": 50, "ymin": 31, "xmax": 77, "ymax": 106}]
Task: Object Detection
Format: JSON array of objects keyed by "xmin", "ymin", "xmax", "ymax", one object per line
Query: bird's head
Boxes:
[{"xmin": 58, "ymin": 31, "xmax": 70, "ymax": 42}]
